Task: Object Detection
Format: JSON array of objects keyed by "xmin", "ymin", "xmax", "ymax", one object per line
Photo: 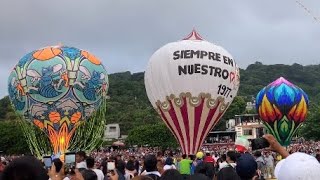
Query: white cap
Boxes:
[{"xmin": 275, "ymin": 152, "xmax": 320, "ymax": 180}]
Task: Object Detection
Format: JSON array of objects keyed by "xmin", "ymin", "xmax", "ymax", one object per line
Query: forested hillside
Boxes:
[{"xmin": 2, "ymin": 62, "xmax": 320, "ymax": 135}]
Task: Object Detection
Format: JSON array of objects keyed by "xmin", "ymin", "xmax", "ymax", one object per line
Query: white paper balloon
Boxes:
[{"xmin": 145, "ymin": 30, "xmax": 240, "ymax": 155}]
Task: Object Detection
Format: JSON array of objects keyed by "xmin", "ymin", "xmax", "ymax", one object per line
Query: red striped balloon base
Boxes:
[{"xmin": 155, "ymin": 92, "xmax": 230, "ymax": 155}]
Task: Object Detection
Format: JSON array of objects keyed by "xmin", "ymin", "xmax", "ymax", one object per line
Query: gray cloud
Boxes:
[{"xmin": 0, "ymin": 0, "xmax": 319, "ymax": 97}]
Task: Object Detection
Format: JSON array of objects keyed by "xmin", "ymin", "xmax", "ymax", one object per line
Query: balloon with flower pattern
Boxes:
[
  {"xmin": 255, "ymin": 77, "xmax": 309, "ymax": 146},
  {"xmin": 8, "ymin": 45, "xmax": 108, "ymax": 155}
]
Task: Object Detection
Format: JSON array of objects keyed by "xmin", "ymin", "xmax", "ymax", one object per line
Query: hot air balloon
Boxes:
[
  {"xmin": 256, "ymin": 77, "xmax": 308, "ymax": 146},
  {"xmin": 144, "ymin": 30, "xmax": 240, "ymax": 155},
  {"xmin": 8, "ymin": 45, "xmax": 108, "ymax": 155}
]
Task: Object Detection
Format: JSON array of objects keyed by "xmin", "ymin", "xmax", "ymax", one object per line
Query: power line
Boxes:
[{"xmin": 295, "ymin": 0, "xmax": 320, "ymax": 23}]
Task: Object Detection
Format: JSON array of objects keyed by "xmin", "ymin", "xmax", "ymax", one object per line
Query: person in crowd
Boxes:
[
  {"xmin": 163, "ymin": 157, "xmax": 176, "ymax": 171},
  {"xmin": 189, "ymin": 155, "xmax": 196, "ymax": 175},
  {"xmin": 129, "ymin": 155, "xmax": 139, "ymax": 174},
  {"xmin": 254, "ymin": 151, "xmax": 265, "ymax": 180},
  {"xmin": 115, "ymin": 160, "xmax": 127, "ymax": 180},
  {"xmin": 194, "ymin": 161, "xmax": 214, "ymax": 180},
  {"xmin": 203, "ymin": 152, "xmax": 215, "ymax": 166},
  {"xmin": 86, "ymin": 157, "xmax": 104, "ymax": 180},
  {"xmin": 125, "ymin": 160, "xmax": 137, "ymax": 179},
  {"xmin": 160, "ymin": 169, "xmax": 183, "ymax": 180},
  {"xmin": 80, "ymin": 169, "xmax": 98, "ymax": 180},
  {"xmin": 218, "ymin": 154, "xmax": 228, "ymax": 170},
  {"xmin": 49, "ymin": 158, "xmax": 70, "ymax": 180},
  {"xmin": 143, "ymin": 154, "xmax": 161, "ymax": 180},
  {"xmin": 236, "ymin": 153, "xmax": 258, "ymax": 180},
  {"xmin": 1, "ymin": 156, "xmax": 48, "ymax": 180},
  {"xmin": 264, "ymin": 152, "xmax": 274, "ymax": 179},
  {"xmin": 217, "ymin": 151, "xmax": 240, "ymax": 180},
  {"xmin": 179, "ymin": 154, "xmax": 193, "ymax": 178},
  {"xmin": 76, "ymin": 151, "xmax": 87, "ymax": 169}
]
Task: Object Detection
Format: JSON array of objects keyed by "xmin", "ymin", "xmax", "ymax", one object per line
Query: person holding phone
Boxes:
[{"xmin": 49, "ymin": 159, "xmax": 70, "ymax": 180}]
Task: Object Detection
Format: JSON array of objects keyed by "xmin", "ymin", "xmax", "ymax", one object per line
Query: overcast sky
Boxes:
[{"xmin": 0, "ymin": 0, "xmax": 319, "ymax": 97}]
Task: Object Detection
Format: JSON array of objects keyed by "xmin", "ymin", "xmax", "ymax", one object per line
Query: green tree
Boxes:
[
  {"xmin": 213, "ymin": 96, "xmax": 247, "ymax": 130},
  {"xmin": 0, "ymin": 121, "xmax": 30, "ymax": 154},
  {"xmin": 299, "ymin": 103, "xmax": 320, "ymax": 140},
  {"xmin": 126, "ymin": 123, "xmax": 178, "ymax": 149}
]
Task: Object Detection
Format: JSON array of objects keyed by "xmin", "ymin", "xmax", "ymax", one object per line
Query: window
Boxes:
[
  {"xmin": 243, "ymin": 129, "xmax": 253, "ymax": 135},
  {"xmin": 109, "ymin": 126, "xmax": 117, "ymax": 132}
]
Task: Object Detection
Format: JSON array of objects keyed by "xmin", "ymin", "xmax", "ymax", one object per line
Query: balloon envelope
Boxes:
[
  {"xmin": 255, "ymin": 77, "xmax": 308, "ymax": 146},
  {"xmin": 145, "ymin": 30, "xmax": 240, "ymax": 154},
  {"xmin": 8, "ymin": 45, "xmax": 108, "ymax": 154}
]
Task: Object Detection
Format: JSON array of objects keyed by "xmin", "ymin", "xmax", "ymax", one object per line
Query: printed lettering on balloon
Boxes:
[
  {"xmin": 173, "ymin": 50, "xmax": 234, "ymax": 67},
  {"xmin": 217, "ymin": 84, "xmax": 232, "ymax": 98},
  {"xmin": 173, "ymin": 50, "xmax": 234, "ymax": 81},
  {"xmin": 178, "ymin": 64, "xmax": 230, "ymax": 80}
]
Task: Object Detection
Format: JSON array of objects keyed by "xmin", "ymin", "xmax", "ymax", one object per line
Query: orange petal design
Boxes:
[
  {"xmin": 33, "ymin": 47, "xmax": 61, "ymax": 60},
  {"xmin": 71, "ymin": 112, "xmax": 82, "ymax": 124},
  {"xmin": 49, "ymin": 111, "xmax": 61, "ymax": 123},
  {"xmin": 295, "ymin": 96, "xmax": 307, "ymax": 122},
  {"xmin": 260, "ymin": 95, "xmax": 276, "ymax": 123},
  {"xmin": 33, "ymin": 119, "xmax": 44, "ymax": 129},
  {"xmin": 288, "ymin": 105, "xmax": 297, "ymax": 120},
  {"xmin": 273, "ymin": 104, "xmax": 282, "ymax": 119},
  {"xmin": 47, "ymin": 122, "xmax": 78, "ymax": 155},
  {"xmin": 81, "ymin": 50, "xmax": 101, "ymax": 65}
]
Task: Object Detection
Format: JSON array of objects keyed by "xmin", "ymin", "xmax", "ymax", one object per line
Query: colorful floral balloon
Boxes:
[
  {"xmin": 8, "ymin": 45, "xmax": 108, "ymax": 154},
  {"xmin": 145, "ymin": 30, "xmax": 240, "ymax": 155},
  {"xmin": 255, "ymin": 77, "xmax": 308, "ymax": 146}
]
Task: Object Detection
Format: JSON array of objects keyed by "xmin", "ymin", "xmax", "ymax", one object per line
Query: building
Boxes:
[
  {"xmin": 234, "ymin": 114, "xmax": 265, "ymax": 140},
  {"xmin": 204, "ymin": 113, "xmax": 265, "ymax": 145},
  {"xmin": 104, "ymin": 123, "xmax": 121, "ymax": 140}
]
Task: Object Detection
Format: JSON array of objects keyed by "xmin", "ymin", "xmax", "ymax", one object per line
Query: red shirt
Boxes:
[{"xmin": 204, "ymin": 156, "xmax": 215, "ymax": 164}]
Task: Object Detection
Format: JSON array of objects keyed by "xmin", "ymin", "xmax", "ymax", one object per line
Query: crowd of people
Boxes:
[{"xmin": 0, "ymin": 135, "xmax": 320, "ymax": 180}]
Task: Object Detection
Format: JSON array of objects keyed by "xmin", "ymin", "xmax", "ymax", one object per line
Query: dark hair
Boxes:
[
  {"xmin": 52, "ymin": 158, "xmax": 63, "ymax": 173},
  {"xmin": 133, "ymin": 175, "xmax": 153, "ymax": 180},
  {"xmin": 254, "ymin": 151, "xmax": 262, "ymax": 157},
  {"xmin": 1, "ymin": 156, "xmax": 48, "ymax": 180},
  {"xmin": 160, "ymin": 169, "xmax": 183, "ymax": 180},
  {"xmin": 165, "ymin": 157, "xmax": 173, "ymax": 166},
  {"xmin": 206, "ymin": 153, "xmax": 210, "ymax": 156},
  {"xmin": 221, "ymin": 154, "xmax": 227, "ymax": 161},
  {"xmin": 86, "ymin": 156, "xmax": 95, "ymax": 169},
  {"xmin": 126, "ymin": 160, "xmax": 135, "ymax": 171},
  {"xmin": 226, "ymin": 151, "xmax": 237, "ymax": 162},
  {"xmin": 182, "ymin": 154, "xmax": 187, "ymax": 159},
  {"xmin": 189, "ymin": 155, "xmax": 195, "ymax": 161},
  {"xmin": 116, "ymin": 160, "xmax": 126, "ymax": 175},
  {"xmin": 187, "ymin": 174, "xmax": 210, "ymax": 180},
  {"xmin": 157, "ymin": 152, "xmax": 163, "ymax": 157},
  {"xmin": 316, "ymin": 154, "xmax": 320, "ymax": 163},
  {"xmin": 194, "ymin": 162, "xmax": 214, "ymax": 180},
  {"xmin": 81, "ymin": 169, "xmax": 97, "ymax": 180},
  {"xmin": 144, "ymin": 154, "xmax": 158, "ymax": 172},
  {"xmin": 76, "ymin": 151, "xmax": 87, "ymax": 159}
]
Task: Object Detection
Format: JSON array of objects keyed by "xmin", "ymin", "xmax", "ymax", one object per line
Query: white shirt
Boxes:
[
  {"xmin": 145, "ymin": 171, "xmax": 161, "ymax": 177},
  {"xmin": 93, "ymin": 169, "xmax": 104, "ymax": 180},
  {"xmin": 219, "ymin": 161, "xmax": 228, "ymax": 170},
  {"xmin": 49, "ymin": 177, "xmax": 69, "ymax": 180},
  {"xmin": 163, "ymin": 164, "xmax": 176, "ymax": 171},
  {"xmin": 76, "ymin": 161, "xmax": 87, "ymax": 169}
]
